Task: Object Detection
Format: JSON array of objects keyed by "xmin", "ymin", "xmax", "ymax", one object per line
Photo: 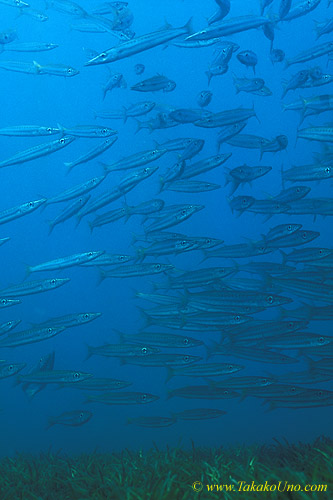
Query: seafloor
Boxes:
[{"xmin": 0, "ymin": 436, "xmax": 332, "ymax": 499}]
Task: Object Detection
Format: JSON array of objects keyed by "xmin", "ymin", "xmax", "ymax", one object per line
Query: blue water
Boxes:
[{"xmin": 0, "ymin": 0, "xmax": 332, "ymax": 455}]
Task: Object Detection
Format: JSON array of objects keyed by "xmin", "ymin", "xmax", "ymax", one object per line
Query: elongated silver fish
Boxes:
[
  {"xmin": 26, "ymin": 251, "xmax": 104, "ymax": 275},
  {"xmin": 0, "ymin": 198, "xmax": 46, "ymax": 225},
  {"xmin": 0, "ymin": 136, "xmax": 74, "ymax": 168},
  {"xmin": 85, "ymin": 19, "xmax": 193, "ymax": 65},
  {"xmin": 0, "ymin": 278, "xmax": 70, "ymax": 297}
]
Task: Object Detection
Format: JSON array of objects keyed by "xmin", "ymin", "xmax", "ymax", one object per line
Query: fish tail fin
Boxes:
[
  {"xmin": 114, "ymin": 328, "xmax": 125, "ymax": 343},
  {"xmin": 134, "ymin": 119, "xmax": 144, "ymax": 134},
  {"xmin": 45, "ymin": 418, "xmax": 55, "ymax": 430},
  {"xmin": 158, "ymin": 176, "xmax": 165, "ymax": 193},
  {"xmin": 87, "ymin": 221, "xmax": 94, "ymax": 234},
  {"xmin": 284, "ymin": 59, "xmax": 290, "ymax": 69},
  {"xmin": 205, "ymin": 341, "xmax": 218, "ymax": 360},
  {"xmin": 280, "ymin": 249, "xmax": 288, "ymax": 265},
  {"xmin": 183, "ymin": 16, "xmax": 194, "ymax": 35},
  {"xmin": 46, "ymin": 220, "xmax": 55, "ymax": 236},
  {"xmin": 96, "ymin": 269, "xmax": 107, "ymax": 286},
  {"xmin": 25, "ymin": 265, "xmax": 32, "ymax": 280},
  {"xmin": 64, "ymin": 162, "xmax": 75, "ymax": 174},
  {"xmin": 166, "ymin": 390, "xmax": 174, "ymax": 400},
  {"xmin": 134, "ymin": 247, "xmax": 145, "ymax": 263},
  {"xmin": 84, "ymin": 344, "xmax": 94, "ymax": 361},
  {"xmin": 205, "ymin": 70, "xmax": 212, "ymax": 86},
  {"xmin": 138, "ymin": 309, "xmax": 152, "ymax": 330},
  {"xmin": 165, "ymin": 367, "xmax": 174, "ymax": 384}
]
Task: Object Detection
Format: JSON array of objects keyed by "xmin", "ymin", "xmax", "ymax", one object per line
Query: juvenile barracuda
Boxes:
[
  {"xmin": 86, "ymin": 343, "xmax": 159, "ymax": 359},
  {"xmin": 262, "ymin": 223, "xmax": 302, "ymax": 242},
  {"xmin": 283, "ymin": 163, "xmax": 333, "ymax": 183},
  {"xmin": 212, "ymin": 376, "xmax": 276, "ymax": 389},
  {"xmin": 17, "ymin": 370, "xmax": 93, "ymax": 385},
  {"xmin": 102, "ymin": 148, "xmax": 166, "ymax": 173},
  {"xmin": 21, "ymin": 351, "xmax": 55, "ymax": 400},
  {"xmin": 203, "ymin": 241, "xmax": 274, "ymax": 259},
  {"xmin": 0, "ymin": 198, "xmax": 46, "ymax": 225},
  {"xmin": 209, "ymin": 343, "xmax": 298, "ymax": 364},
  {"xmin": 34, "ymin": 312, "xmax": 102, "ymax": 329},
  {"xmin": 166, "ymin": 180, "xmax": 221, "ymax": 193},
  {"xmin": 26, "ymin": 251, "xmax": 104, "ymax": 275},
  {"xmin": 0, "ymin": 60, "xmax": 40, "ymax": 74},
  {"xmin": 48, "ymin": 195, "xmax": 91, "ymax": 234},
  {"xmin": 57, "ymin": 125, "xmax": 116, "ymax": 138},
  {"xmin": 80, "ymin": 253, "xmax": 133, "ymax": 267},
  {"xmin": 127, "ymin": 416, "xmax": 176, "ymax": 428},
  {"xmin": 117, "ymin": 330, "xmax": 203, "ymax": 348},
  {"xmin": 167, "ymin": 386, "xmax": 240, "ymax": 400},
  {"xmin": 0, "ymin": 125, "xmax": 60, "ymax": 136},
  {"xmin": 60, "ymin": 377, "xmax": 132, "ymax": 391},
  {"xmin": 85, "ymin": 19, "xmax": 193, "ymax": 65},
  {"xmin": 297, "ymin": 126, "xmax": 333, "ymax": 142},
  {"xmin": 264, "ymin": 229, "xmax": 319, "ymax": 247},
  {"xmin": 64, "ymin": 137, "xmax": 117, "ymax": 172},
  {"xmin": 194, "ymin": 108, "xmax": 256, "ymax": 128},
  {"xmin": 273, "ymin": 186, "xmax": 311, "ymax": 203},
  {"xmin": 186, "ymin": 290, "xmax": 292, "ymax": 310},
  {"xmin": 165, "ymin": 362, "xmax": 244, "ymax": 382},
  {"xmin": 171, "ymin": 408, "xmax": 227, "ymax": 420},
  {"xmin": 85, "ymin": 391, "xmax": 159, "ymax": 405},
  {"xmin": 0, "ymin": 0, "xmax": 30, "ymax": 7},
  {"xmin": 44, "ymin": 176, "xmax": 106, "ymax": 206},
  {"xmin": 0, "ymin": 326, "xmax": 66, "ymax": 348},
  {"xmin": 120, "ymin": 353, "xmax": 202, "ymax": 367},
  {"xmin": 157, "ymin": 266, "xmax": 236, "ymax": 289},
  {"xmin": 0, "ymin": 237, "xmax": 10, "ymax": 246},
  {"xmin": 186, "ymin": 16, "xmax": 272, "ymax": 41},
  {"xmin": 0, "ymin": 136, "xmax": 74, "ymax": 168},
  {"xmin": 99, "ymin": 263, "xmax": 174, "ymax": 280},
  {"xmin": 280, "ymin": 247, "xmax": 332, "ymax": 264},
  {"xmin": 144, "ymin": 205, "xmax": 204, "ymax": 233},
  {"xmin": 282, "ymin": 0, "xmax": 321, "ymax": 22},
  {"xmin": 285, "ymin": 41, "xmax": 333, "ymax": 67},
  {"xmin": 88, "ymin": 207, "xmax": 127, "ymax": 231},
  {"xmin": 261, "ymin": 333, "xmax": 332, "ymax": 349},
  {"xmin": 0, "ymin": 42, "xmax": 58, "ymax": 52},
  {"xmin": 0, "ymin": 320, "xmax": 21, "ymax": 336},
  {"xmin": 46, "ymin": 410, "xmax": 92, "ymax": 429},
  {"xmin": 0, "ymin": 298, "xmax": 21, "ymax": 309},
  {"xmin": 142, "ymin": 312, "xmax": 251, "ymax": 330},
  {"xmin": 0, "ymin": 362, "xmax": 26, "ymax": 379},
  {"xmin": 33, "ymin": 62, "xmax": 79, "ymax": 77},
  {"xmin": 134, "ymin": 238, "xmax": 197, "ymax": 262},
  {"xmin": 180, "ymin": 154, "xmax": 231, "ymax": 179},
  {"xmin": 0, "ymin": 278, "xmax": 69, "ymax": 297}
]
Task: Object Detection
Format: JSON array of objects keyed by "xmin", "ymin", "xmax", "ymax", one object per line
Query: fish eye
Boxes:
[
  {"xmin": 287, "ymin": 225, "xmax": 292, "ymax": 231},
  {"xmin": 223, "ymin": 390, "xmax": 228, "ymax": 395},
  {"xmin": 228, "ymin": 365, "xmax": 234, "ymax": 370},
  {"xmin": 181, "ymin": 240, "xmax": 187, "ymax": 246},
  {"xmin": 155, "ymin": 264, "xmax": 161, "ymax": 270},
  {"xmin": 183, "ymin": 355, "xmax": 189, "ymax": 362},
  {"xmin": 50, "ymin": 279, "xmax": 56, "ymax": 284},
  {"xmin": 8, "ymin": 365, "xmax": 13, "ymax": 371},
  {"xmin": 100, "ymin": 53, "xmax": 107, "ymax": 59},
  {"xmin": 84, "ymin": 314, "xmax": 89, "ymax": 319},
  {"xmin": 181, "ymin": 209, "xmax": 187, "ymax": 215},
  {"xmin": 144, "ymin": 168, "xmax": 149, "ymax": 173},
  {"xmin": 291, "ymin": 387, "xmax": 296, "ymax": 392},
  {"xmin": 1, "ymin": 299, "xmax": 7, "ymax": 305},
  {"xmin": 301, "ymin": 232, "xmax": 307, "ymax": 239},
  {"xmin": 318, "ymin": 391, "xmax": 323, "ymax": 397},
  {"xmin": 319, "ymin": 337, "xmax": 325, "ymax": 343},
  {"xmin": 47, "ymin": 127, "xmax": 52, "ymax": 133},
  {"xmin": 141, "ymin": 347, "xmax": 147, "ymax": 354},
  {"xmin": 102, "ymin": 128, "xmax": 108, "ymax": 135},
  {"xmin": 296, "ymin": 187, "xmax": 300, "ymax": 193},
  {"xmin": 80, "ymin": 412, "xmax": 84, "ymax": 418},
  {"xmin": 88, "ymin": 252, "xmax": 93, "ymax": 256},
  {"xmin": 29, "ymin": 202, "xmax": 34, "ymax": 207},
  {"xmin": 267, "ymin": 295, "xmax": 274, "ymax": 304},
  {"xmin": 48, "ymin": 328, "xmax": 52, "ymax": 333},
  {"xmin": 183, "ymin": 338, "xmax": 189, "ymax": 345},
  {"xmin": 67, "ymin": 68, "xmax": 73, "ymax": 74},
  {"xmin": 59, "ymin": 138, "xmax": 65, "ymax": 144},
  {"xmin": 325, "ymin": 167, "xmax": 331, "ymax": 174},
  {"xmin": 74, "ymin": 372, "xmax": 80, "ymax": 379},
  {"xmin": 262, "ymin": 379, "xmax": 267, "ymax": 384},
  {"xmin": 119, "ymin": 256, "xmax": 125, "ymax": 261},
  {"xmin": 141, "ymin": 394, "xmax": 147, "ymax": 401},
  {"xmin": 235, "ymin": 315, "xmax": 241, "ymax": 322}
]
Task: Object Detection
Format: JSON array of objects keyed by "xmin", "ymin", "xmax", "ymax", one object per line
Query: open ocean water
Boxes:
[{"xmin": 0, "ymin": 0, "xmax": 332, "ymax": 498}]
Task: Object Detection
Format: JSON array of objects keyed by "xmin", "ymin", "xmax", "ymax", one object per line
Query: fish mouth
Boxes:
[{"xmin": 85, "ymin": 56, "xmax": 103, "ymax": 66}]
